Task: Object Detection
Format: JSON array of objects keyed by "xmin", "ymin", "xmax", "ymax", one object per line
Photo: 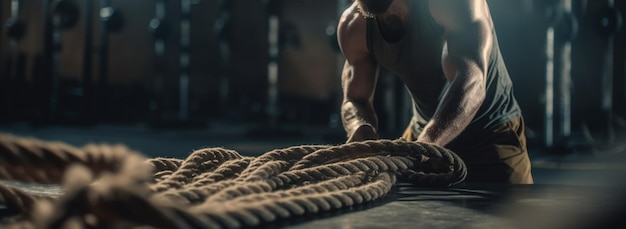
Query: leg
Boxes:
[
  {"xmin": 402, "ymin": 117, "xmax": 534, "ymax": 184},
  {"xmin": 450, "ymin": 117, "xmax": 534, "ymax": 184}
]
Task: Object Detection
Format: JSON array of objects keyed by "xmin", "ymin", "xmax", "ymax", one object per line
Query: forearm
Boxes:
[
  {"xmin": 341, "ymin": 99, "xmax": 379, "ymax": 138},
  {"xmin": 417, "ymin": 72, "xmax": 485, "ymax": 146}
]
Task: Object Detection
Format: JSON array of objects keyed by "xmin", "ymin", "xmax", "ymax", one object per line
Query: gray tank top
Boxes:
[{"xmin": 366, "ymin": 0, "xmax": 521, "ymax": 138}]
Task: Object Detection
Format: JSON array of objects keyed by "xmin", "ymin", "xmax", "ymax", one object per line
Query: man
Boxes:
[{"xmin": 337, "ymin": 0, "xmax": 533, "ymax": 184}]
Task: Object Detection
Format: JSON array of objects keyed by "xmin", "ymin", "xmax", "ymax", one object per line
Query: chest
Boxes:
[{"xmin": 368, "ymin": 6, "xmax": 446, "ymax": 82}]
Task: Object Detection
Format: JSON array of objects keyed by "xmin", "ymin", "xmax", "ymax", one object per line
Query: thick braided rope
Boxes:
[
  {"xmin": 0, "ymin": 134, "xmax": 138, "ymax": 184},
  {"xmin": 0, "ymin": 133, "xmax": 466, "ymax": 229},
  {"xmin": 190, "ymin": 157, "xmax": 253, "ymax": 185},
  {"xmin": 203, "ymin": 156, "xmax": 410, "ymax": 204},
  {"xmin": 149, "ymin": 145, "xmax": 337, "ymax": 205},
  {"xmin": 239, "ymin": 145, "xmax": 329, "ymax": 178},
  {"xmin": 151, "ymin": 148, "xmax": 416, "ymax": 206},
  {"xmin": 188, "ymin": 173, "xmax": 396, "ymax": 229},
  {"xmin": 151, "ymin": 147, "xmax": 244, "ymax": 192},
  {"xmin": 138, "ymin": 148, "xmax": 448, "ymax": 228},
  {"xmin": 60, "ymin": 172, "xmax": 395, "ymax": 229},
  {"xmin": 145, "ymin": 157, "xmax": 184, "ymax": 183},
  {"xmin": 292, "ymin": 139, "xmax": 467, "ymax": 186},
  {"xmin": 0, "ymin": 183, "xmax": 38, "ymax": 214},
  {"xmin": 146, "ymin": 157, "xmax": 184, "ymax": 173}
]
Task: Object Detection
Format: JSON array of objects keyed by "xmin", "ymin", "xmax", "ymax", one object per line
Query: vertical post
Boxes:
[
  {"xmin": 215, "ymin": 0, "xmax": 231, "ymax": 115},
  {"xmin": 149, "ymin": 0, "xmax": 167, "ymax": 119},
  {"xmin": 83, "ymin": 0, "xmax": 94, "ymax": 118},
  {"xmin": 545, "ymin": 0, "xmax": 576, "ymax": 150},
  {"xmin": 583, "ymin": 0, "xmax": 621, "ymax": 144},
  {"xmin": 601, "ymin": 0, "xmax": 616, "ymax": 142},
  {"xmin": 545, "ymin": 25, "xmax": 555, "ymax": 147},
  {"xmin": 83, "ymin": 0, "xmax": 93, "ymax": 87},
  {"xmin": 2, "ymin": 0, "xmax": 25, "ymax": 121},
  {"xmin": 154, "ymin": 0, "xmax": 166, "ymax": 61},
  {"xmin": 267, "ymin": 0, "xmax": 280, "ymax": 128},
  {"xmin": 35, "ymin": 0, "xmax": 56, "ymax": 123},
  {"xmin": 98, "ymin": 0, "xmax": 111, "ymax": 86},
  {"xmin": 179, "ymin": 0, "xmax": 192, "ymax": 121},
  {"xmin": 0, "ymin": 2, "xmax": 3, "ymax": 62},
  {"xmin": 603, "ymin": 0, "xmax": 615, "ymax": 110},
  {"xmin": 554, "ymin": 0, "xmax": 577, "ymax": 146},
  {"xmin": 9, "ymin": 0, "xmax": 20, "ymax": 81},
  {"xmin": 50, "ymin": 2, "xmax": 64, "ymax": 115},
  {"xmin": 557, "ymin": 0, "xmax": 573, "ymax": 146}
]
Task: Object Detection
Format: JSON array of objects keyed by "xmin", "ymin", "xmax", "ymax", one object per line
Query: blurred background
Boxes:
[{"xmin": 0, "ymin": 0, "xmax": 625, "ymax": 186}]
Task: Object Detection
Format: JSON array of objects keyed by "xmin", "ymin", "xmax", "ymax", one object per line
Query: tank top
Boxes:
[{"xmin": 366, "ymin": 0, "xmax": 522, "ymax": 139}]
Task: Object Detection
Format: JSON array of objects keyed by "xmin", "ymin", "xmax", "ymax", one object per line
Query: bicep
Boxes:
[
  {"xmin": 440, "ymin": 22, "xmax": 492, "ymax": 82},
  {"xmin": 431, "ymin": 0, "xmax": 493, "ymax": 80}
]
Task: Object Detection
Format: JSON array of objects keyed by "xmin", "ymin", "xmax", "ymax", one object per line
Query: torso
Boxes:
[
  {"xmin": 366, "ymin": 0, "xmax": 522, "ymax": 137},
  {"xmin": 367, "ymin": 0, "xmax": 446, "ymax": 121}
]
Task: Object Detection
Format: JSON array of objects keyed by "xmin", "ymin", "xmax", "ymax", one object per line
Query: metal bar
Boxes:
[
  {"xmin": 602, "ymin": 34, "xmax": 616, "ymax": 143},
  {"xmin": 38, "ymin": 0, "xmax": 56, "ymax": 119},
  {"xmin": 267, "ymin": 12, "xmax": 280, "ymax": 127},
  {"xmin": 98, "ymin": 0, "xmax": 111, "ymax": 86},
  {"xmin": 558, "ymin": 0, "xmax": 573, "ymax": 144},
  {"xmin": 9, "ymin": 0, "xmax": 20, "ymax": 81},
  {"xmin": 153, "ymin": 0, "xmax": 166, "ymax": 93},
  {"xmin": 80, "ymin": 0, "xmax": 95, "ymax": 120},
  {"xmin": 83, "ymin": 0, "xmax": 93, "ymax": 95},
  {"xmin": 545, "ymin": 26, "xmax": 555, "ymax": 147},
  {"xmin": 216, "ymin": 1, "xmax": 231, "ymax": 114},
  {"xmin": 179, "ymin": 0, "xmax": 191, "ymax": 121},
  {"xmin": 11, "ymin": 0, "xmax": 19, "ymax": 20}
]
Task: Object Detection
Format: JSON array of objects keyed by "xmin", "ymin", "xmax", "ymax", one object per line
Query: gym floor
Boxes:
[{"xmin": 1, "ymin": 119, "xmax": 625, "ymax": 229}]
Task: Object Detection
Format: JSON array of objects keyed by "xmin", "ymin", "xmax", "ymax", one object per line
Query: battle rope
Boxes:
[{"xmin": 0, "ymin": 133, "xmax": 466, "ymax": 228}]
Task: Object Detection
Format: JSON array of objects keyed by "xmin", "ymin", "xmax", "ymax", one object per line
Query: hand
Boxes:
[{"xmin": 346, "ymin": 124, "xmax": 379, "ymax": 143}]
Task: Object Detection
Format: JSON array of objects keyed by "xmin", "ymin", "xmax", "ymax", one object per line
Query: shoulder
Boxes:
[
  {"xmin": 337, "ymin": 3, "xmax": 369, "ymax": 60},
  {"xmin": 428, "ymin": 0, "xmax": 492, "ymax": 31}
]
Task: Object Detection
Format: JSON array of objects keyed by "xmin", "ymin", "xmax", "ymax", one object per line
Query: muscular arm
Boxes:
[
  {"xmin": 417, "ymin": 0, "xmax": 493, "ymax": 146},
  {"xmin": 337, "ymin": 4, "xmax": 380, "ymax": 143}
]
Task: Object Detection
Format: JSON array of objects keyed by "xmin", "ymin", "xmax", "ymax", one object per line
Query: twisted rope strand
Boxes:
[
  {"xmin": 146, "ymin": 157, "xmax": 184, "ymax": 173},
  {"xmin": 292, "ymin": 140, "xmax": 438, "ymax": 169},
  {"xmin": 234, "ymin": 173, "xmax": 369, "ymax": 205},
  {"xmin": 187, "ymin": 172, "xmax": 395, "ymax": 229},
  {"xmin": 151, "ymin": 148, "xmax": 242, "ymax": 192},
  {"xmin": 0, "ymin": 183, "xmax": 39, "ymax": 214},
  {"xmin": 0, "ymin": 134, "xmax": 137, "ymax": 184},
  {"xmin": 189, "ymin": 157, "xmax": 252, "ymax": 186},
  {"xmin": 154, "ymin": 180, "xmax": 239, "ymax": 205},
  {"xmin": 271, "ymin": 156, "xmax": 412, "ymax": 188},
  {"xmin": 239, "ymin": 145, "xmax": 328, "ymax": 178}
]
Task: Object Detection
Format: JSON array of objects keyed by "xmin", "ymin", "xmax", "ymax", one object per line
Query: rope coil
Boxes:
[{"xmin": 0, "ymin": 133, "xmax": 466, "ymax": 228}]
